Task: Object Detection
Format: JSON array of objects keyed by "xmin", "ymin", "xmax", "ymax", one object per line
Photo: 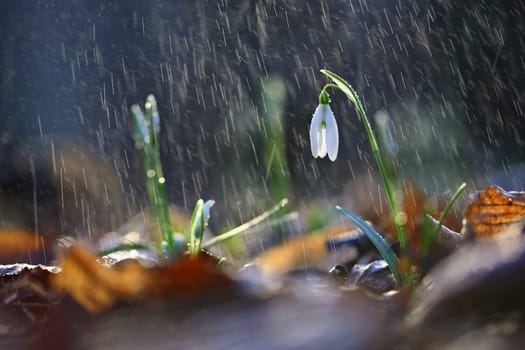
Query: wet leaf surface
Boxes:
[
  {"xmin": 405, "ymin": 241, "xmax": 525, "ymax": 349},
  {"xmin": 464, "ymin": 186, "xmax": 525, "ymax": 240},
  {"xmin": 0, "ymin": 262, "xmax": 60, "ymax": 339},
  {"xmin": 408, "ymin": 241, "xmax": 525, "ymax": 326},
  {"xmin": 252, "ymin": 225, "xmax": 357, "ymax": 276},
  {"xmin": 70, "ymin": 278, "xmax": 393, "ymax": 350},
  {"xmin": 0, "ymin": 248, "xmax": 394, "ymax": 350},
  {"xmin": 50, "ymin": 246, "xmax": 233, "ymax": 313},
  {"xmin": 4, "ymin": 185, "xmax": 525, "ymax": 348},
  {"xmin": 348, "ymin": 260, "xmax": 397, "ymax": 294}
]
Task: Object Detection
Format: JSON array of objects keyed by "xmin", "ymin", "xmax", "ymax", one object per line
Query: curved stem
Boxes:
[
  {"xmin": 321, "ymin": 83, "xmax": 339, "ymax": 95},
  {"xmin": 321, "ymin": 70, "xmax": 407, "ymax": 249}
]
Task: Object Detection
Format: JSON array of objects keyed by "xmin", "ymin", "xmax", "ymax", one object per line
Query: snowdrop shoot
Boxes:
[
  {"xmin": 316, "ymin": 69, "xmax": 408, "ymax": 250},
  {"xmin": 310, "ymin": 90, "xmax": 339, "ymax": 161},
  {"xmin": 189, "ymin": 199, "xmax": 215, "ymax": 258}
]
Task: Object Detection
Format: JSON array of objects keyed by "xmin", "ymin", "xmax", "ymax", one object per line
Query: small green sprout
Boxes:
[
  {"xmin": 131, "ymin": 95, "xmax": 184, "ymax": 260},
  {"xmin": 216, "ymin": 257, "xmax": 227, "ymax": 267},
  {"xmin": 188, "ymin": 199, "xmax": 215, "ymax": 258},
  {"xmin": 130, "ymin": 95, "xmax": 291, "ymax": 262}
]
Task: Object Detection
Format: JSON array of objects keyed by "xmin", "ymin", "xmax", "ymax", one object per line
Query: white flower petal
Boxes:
[
  {"xmin": 324, "ymin": 105, "xmax": 339, "ymax": 161},
  {"xmin": 309, "ymin": 105, "xmax": 324, "ymax": 157},
  {"xmin": 318, "ymin": 127, "xmax": 327, "ymax": 158}
]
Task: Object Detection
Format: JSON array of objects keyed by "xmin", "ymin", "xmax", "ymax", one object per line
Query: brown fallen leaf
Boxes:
[
  {"xmin": 463, "ymin": 186, "xmax": 525, "ymax": 240},
  {"xmin": 252, "ymin": 225, "xmax": 362, "ymax": 276},
  {"xmin": 50, "ymin": 246, "xmax": 232, "ymax": 313},
  {"xmin": 0, "ymin": 263, "xmax": 60, "ymax": 337}
]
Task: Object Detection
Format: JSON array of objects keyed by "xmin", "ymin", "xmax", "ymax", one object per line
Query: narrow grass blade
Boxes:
[
  {"xmin": 336, "ymin": 205, "xmax": 401, "ymax": 285},
  {"xmin": 202, "ymin": 198, "xmax": 288, "ymax": 249},
  {"xmin": 233, "ymin": 212, "xmax": 299, "ymax": 236},
  {"xmin": 424, "ymin": 182, "xmax": 466, "ymax": 254}
]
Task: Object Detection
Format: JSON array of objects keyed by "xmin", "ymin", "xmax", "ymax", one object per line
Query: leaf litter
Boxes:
[{"xmin": 2, "ymin": 185, "xmax": 525, "ymax": 349}]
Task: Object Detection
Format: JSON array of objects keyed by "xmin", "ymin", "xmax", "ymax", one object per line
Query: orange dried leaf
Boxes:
[
  {"xmin": 253, "ymin": 231, "xmax": 329, "ymax": 276},
  {"xmin": 50, "ymin": 246, "xmax": 232, "ymax": 313},
  {"xmin": 464, "ymin": 186, "xmax": 525, "ymax": 240},
  {"xmin": 251, "ymin": 225, "xmax": 363, "ymax": 276},
  {"xmin": 50, "ymin": 246, "xmax": 147, "ymax": 313}
]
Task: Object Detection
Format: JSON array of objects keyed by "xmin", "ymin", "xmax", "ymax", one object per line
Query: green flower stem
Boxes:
[
  {"xmin": 320, "ymin": 69, "xmax": 407, "ymax": 249},
  {"xmin": 320, "ymin": 84, "xmax": 338, "ymax": 101}
]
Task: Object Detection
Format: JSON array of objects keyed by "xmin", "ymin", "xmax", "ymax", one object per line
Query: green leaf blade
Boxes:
[{"xmin": 336, "ymin": 205, "xmax": 401, "ymax": 285}]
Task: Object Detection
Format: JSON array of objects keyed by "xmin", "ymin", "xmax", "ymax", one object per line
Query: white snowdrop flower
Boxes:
[{"xmin": 310, "ymin": 90, "xmax": 339, "ymax": 161}]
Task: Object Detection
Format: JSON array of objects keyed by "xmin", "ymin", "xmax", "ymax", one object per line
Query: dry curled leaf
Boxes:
[
  {"xmin": 463, "ymin": 186, "xmax": 525, "ymax": 240},
  {"xmin": 50, "ymin": 246, "xmax": 232, "ymax": 313}
]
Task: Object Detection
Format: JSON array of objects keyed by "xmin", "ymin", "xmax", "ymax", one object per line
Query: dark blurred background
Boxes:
[{"xmin": 0, "ymin": 0, "xmax": 524, "ymax": 238}]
